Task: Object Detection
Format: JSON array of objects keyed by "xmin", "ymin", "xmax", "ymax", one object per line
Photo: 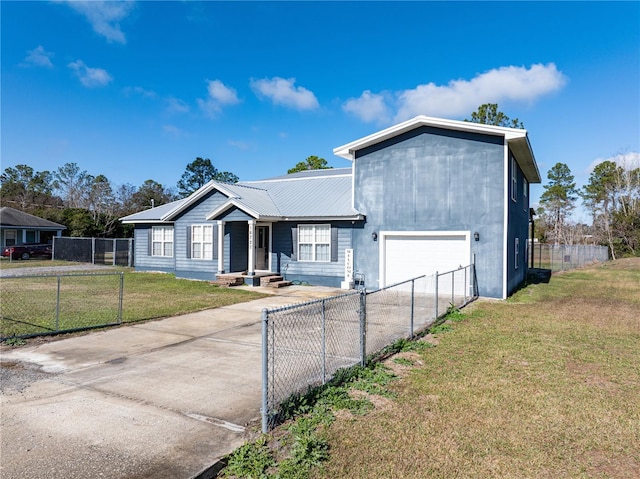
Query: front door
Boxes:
[{"xmin": 256, "ymin": 226, "xmax": 269, "ymax": 270}]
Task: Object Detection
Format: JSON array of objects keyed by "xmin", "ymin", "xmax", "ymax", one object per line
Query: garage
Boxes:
[{"xmin": 379, "ymin": 231, "xmax": 471, "ymax": 287}]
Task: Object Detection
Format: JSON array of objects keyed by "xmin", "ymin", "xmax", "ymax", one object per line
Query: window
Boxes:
[
  {"xmin": 511, "ymin": 157, "xmax": 517, "ymax": 202},
  {"xmin": 152, "ymin": 226, "xmax": 173, "ymax": 257},
  {"xmin": 515, "ymin": 237, "xmax": 520, "ymax": 270},
  {"xmin": 298, "ymin": 224, "xmax": 331, "ymax": 262},
  {"xmin": 523, "ymin": 178, "xmax": 528, "ymax": 211},
  {"xmin": 191, "ymin": 225, "xmax": 213, "ymax": 260},
  {"xmin": 4, "ymin": 230, "xmax": 17, "ymax": 247}
]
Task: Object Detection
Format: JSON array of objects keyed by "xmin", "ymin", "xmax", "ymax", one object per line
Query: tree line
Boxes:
[
  {"xmin": 0, "ymin": 158, "xmax": 238, "ymax": 238},
  {"xmin": 537, "ymin": 160, "xmax": 640, "ymax": 258}
]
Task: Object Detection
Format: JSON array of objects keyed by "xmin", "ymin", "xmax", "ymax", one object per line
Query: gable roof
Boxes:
[
  {"xmin": 333, "ymin": 115, "xmax": 541, "ymax": 183},
  {"xmin": 120, "ymin": 168, "xmax": 363, "ymax": 224},
  {"xmin": 0, "ymin": 207, "xmax": 65, "ymax": 229}
]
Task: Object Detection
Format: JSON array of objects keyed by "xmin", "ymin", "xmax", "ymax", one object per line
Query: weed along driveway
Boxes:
[{"xmin": 0, "ymin": 285, "xmax": 343, "ymax": 479}]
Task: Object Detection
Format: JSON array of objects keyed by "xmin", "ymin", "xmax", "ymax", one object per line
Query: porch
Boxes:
[{"xmin": 213, "ymin": 271, "xmax": 292, "ymax": 288}]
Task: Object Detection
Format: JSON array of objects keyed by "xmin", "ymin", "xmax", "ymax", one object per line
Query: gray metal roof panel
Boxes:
[{"xmin": 120, "ymin": 198, "xmax": 187, "ymax": 222}]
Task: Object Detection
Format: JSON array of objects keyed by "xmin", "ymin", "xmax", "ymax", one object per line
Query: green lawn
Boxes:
[
  {"xmin": 1, "ymin": 266, "xmax": 267, "ymax": 340},
  {"xmin": 312, "ymin": 258, "xmax": 640, "ymax": 478}
]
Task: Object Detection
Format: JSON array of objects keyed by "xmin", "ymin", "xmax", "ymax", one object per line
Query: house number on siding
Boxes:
[{"xmin": 344, "ymin": 248, "xmax": 353, "ymax": 280}]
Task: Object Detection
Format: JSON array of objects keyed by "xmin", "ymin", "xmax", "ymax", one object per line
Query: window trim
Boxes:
[
  {"xmin": 523, "ymin": 177, "xmax": 528, "ymax": 211},
  {"xmin": 191, "ymin": 224, "xmax": 214, "ymax": 260},
  {"xmin": 297, "ymin": 224, "xmax": 331, "ymax": 263},
  {"xmin": 151, "ymin": 226, "xmax": 174, "ymax": 257}
]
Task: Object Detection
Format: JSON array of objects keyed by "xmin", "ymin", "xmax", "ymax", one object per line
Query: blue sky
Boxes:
[{"xmin": 2, "ymin": 1, "xmax": 639, "ymax": 220}]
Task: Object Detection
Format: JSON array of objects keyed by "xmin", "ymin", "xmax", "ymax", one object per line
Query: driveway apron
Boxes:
[{"xmin": 0, "ymin": 286, "xmax": 344, "ymax": 479}]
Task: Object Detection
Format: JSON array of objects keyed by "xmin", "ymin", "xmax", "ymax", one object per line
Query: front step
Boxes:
[
  {"xmin": 211, "ymin": 274, "xmax": 244, "ymax": 287},
  {"xmin": 260, "ymin": 275, "xmax": 292, "ymax": 288}
]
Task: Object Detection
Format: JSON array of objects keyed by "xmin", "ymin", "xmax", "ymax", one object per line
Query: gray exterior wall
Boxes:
[
  {"xmin": 506, "ymin": 150, "xmax": 530, "ymax": 295},
  {"xmin": 133, "ymin": 225, "xmax": 175, "ymax": 273},
  {"xmin": 351, "ymin": 126, "xmax": 507, "ymax": 298},
  {"xmin": 271, "ymin": 221, "xmax": 356, "ymax": 288}
]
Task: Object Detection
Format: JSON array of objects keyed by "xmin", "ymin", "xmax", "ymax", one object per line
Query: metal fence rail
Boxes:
[
  {"xmin": 53, "ymin": 237, "xmax": 134, "ymax": 266},
  {"xmin": 530, "ymin": 243, "xmax": 609, "ymax": 272},
  {"xmin": 262, "ymin": 264, "xmax": 477, "ymax": 431},
  {"xmin": 0, "ymin": 272, "xmax": 124, "ymax": 340}
]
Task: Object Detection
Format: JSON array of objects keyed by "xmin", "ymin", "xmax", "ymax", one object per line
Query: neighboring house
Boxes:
[
  {"xmin": 0, "ymin": 207, "xmax": 65, "ymax": 247},
  {"xmin": 121, "ymin": 116, "xmax": 540, "ymax": 299}
]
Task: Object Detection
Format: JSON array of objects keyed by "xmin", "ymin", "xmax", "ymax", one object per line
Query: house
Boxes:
[
  {"xmin": 0, "ymin": 207, "xmax": 65, "ymax": 247},
  {"xmin": 121, "ymin": 116, "xmax": 540, "ymax": 299}
]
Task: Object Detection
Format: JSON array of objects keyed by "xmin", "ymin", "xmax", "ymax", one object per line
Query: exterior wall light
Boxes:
[
  {"xmin": 372, "ymin": 232, "xmax": 378, "ymax": 241},
  {"xmin": 474, "ymin": 231, "xmax": 480, "ymax": 242}
]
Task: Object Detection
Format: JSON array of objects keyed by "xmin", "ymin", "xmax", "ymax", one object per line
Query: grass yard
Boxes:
[
  {"xmin": 309, "ymin": 258, "xmax": 640, "ymax": 479},
  {"xmin": 0, "ymin": 264, "xmax": 267, "ymax": 340}
]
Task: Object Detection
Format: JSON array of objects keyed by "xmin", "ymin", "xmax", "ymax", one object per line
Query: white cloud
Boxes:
[
  {"xmin": 342, "ymin": 90, "xmax": 391, "ymax": 124},
  {"xmin": 63, "ymin": 0, "xmax": 135, "ymax": 44},
  {"xmin": 123, "ymin": 86, "xmax": 156, "ymax": 99},
  {"xmin": 166, "ymin": 97, "xmax": 190, "ymax": 114},
  {"xmin": 250, "ymin": 77, "xmax": 319, "ymax": 110},
  {"xmin": 342, "ymin": 63, "xmax": 567, "ymax": 124},
  {"xmin": 197, "ymin": 79, "xmax": 239, "ymax": 118},
  {"xmin": 68, "ymin": 60, "xmax": 112, "ymax": 87},
  {"xmin": 21, "ymin": 45, "xmax": 54, "ymax": 68},
  {"xmin": 163, "ymin": 125, "xmax": 188, "ymax": 138},
  {"xmin": 588, "ymin": 152, "xmax": 640, "ymax": 173}
]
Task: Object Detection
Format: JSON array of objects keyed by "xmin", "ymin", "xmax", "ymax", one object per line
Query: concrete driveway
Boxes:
[{"xmin": 0, "ymin": 285, "xmax": 344, "ymax": 479}]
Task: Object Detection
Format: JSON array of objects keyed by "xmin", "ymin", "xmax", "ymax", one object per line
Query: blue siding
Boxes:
[
  {"xmin": 133, "ymin": 226, "xmax": 175, "ymax": 271},
  {"xmin": 174, "ymin": 191, "xmax": 227, "ymax": 279},
  {"xmin": 352, "ymin": 126, "xmax": 506, "ymax": 298},
  {"xmin": 272, "ymin": 221, "xmax": 355, "ymax": 287},
  {"xmin": 506, "ymin": 151, "xmax": 530, "ymax": 295}
]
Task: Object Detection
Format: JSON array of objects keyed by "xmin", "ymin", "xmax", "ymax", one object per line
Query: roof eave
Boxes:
[{"xmin": 333, "ymin": 115, "xmax": 530, "ymax": 161}]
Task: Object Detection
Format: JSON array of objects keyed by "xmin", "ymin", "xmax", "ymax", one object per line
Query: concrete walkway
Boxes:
[{"xmin": 0, "ymin": 285, "xmax": 344, "ymax": 479}]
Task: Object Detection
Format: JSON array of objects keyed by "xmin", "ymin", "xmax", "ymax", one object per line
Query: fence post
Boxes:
[
  {"xmin": 321, "ymin": 299, "xmax": 326, "ymax": 384},
  {"xmin": 128, "ymin": 238, "xmax": 134, "ymax": 267},
  {"xmin": 118, "ymin": 272, "xmax": 124, "ymax": 324},
  {"xmin": 410, "ymin": 279, "xmax": 415, "ymax": 339},
  {"xmin": 464, "ymin": 266, "xmax": 468, "ymax": 304},
  {"xmin": 261, "ymin": 308, "xmax": 269, "ymax": 433},
  {"xmin": 434, "ymin": 271, "xmax": 439, "ymax": 319},
  {"xmin": 359, "ymin": 291, "xmax": 367, "ymax": 367},
  {"xmin": 112, "ymin": 239, "xmax": 117, "ymax": 266},
  {"xmin": 92, "ymin": 238, "xmax": 96, "ymax": 265},
  {"xmin": 55, "ymin": 275, "xmax": 61, "ymax": 332},
  {"xmin": 451, "ymin": 271, "xmax": 455, "ymax": 306}
]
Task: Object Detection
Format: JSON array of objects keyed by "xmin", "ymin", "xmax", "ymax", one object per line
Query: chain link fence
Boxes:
[
  {"xmin": 530, "ymin": 243, "xmax": 609, "ymax": 272},
  {"xmin": 0, "ymin": 272, "xmax": 124, "ymax": 340},
  {"xmin": 53, "ymin": 237, "xmax": 134, "ymax": 266},
  {"xmin": 261, "ymin": 265, "xmax": 476, "ymax": 431}
]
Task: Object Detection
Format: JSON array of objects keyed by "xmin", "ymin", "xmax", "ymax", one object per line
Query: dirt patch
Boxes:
[{"xmin": 583, "ymin": 450, "xmax": 640, "ymax": 478}]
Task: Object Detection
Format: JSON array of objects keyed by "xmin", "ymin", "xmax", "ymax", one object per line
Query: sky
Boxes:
[{"xmin": 2, "ymin": 1, "xmax": 639, "ymax": 221}]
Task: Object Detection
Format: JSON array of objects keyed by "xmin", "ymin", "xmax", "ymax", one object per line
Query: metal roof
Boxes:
[
  {"xmin": 121, "ymin": 170, "xmax": 362, "ymax": 223},
  {"xmin": 0, "ymin": 207, "xmax": 65, "ymax": 229},
  {"xmin": 120, "ymin": 198, "xmax": 187, "ymax": 223}
]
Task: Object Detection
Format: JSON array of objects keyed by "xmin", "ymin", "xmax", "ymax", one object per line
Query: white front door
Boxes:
[{"xmin": 256, "ymin": 225, "xmax": 270, "ymax": 270}]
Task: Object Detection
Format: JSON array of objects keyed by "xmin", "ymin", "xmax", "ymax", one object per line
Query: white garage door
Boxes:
[{"xmin": 381, "ymin": 231, "xmax": 470, "ymax": 287}]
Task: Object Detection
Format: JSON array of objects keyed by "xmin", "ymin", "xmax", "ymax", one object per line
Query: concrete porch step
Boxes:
[
  {"xmin": 265, "ymin": 280, "xmax": 293, "ymax": 288},
  {"xmin": 260, "ymin": 275, "xmax": 284, "ymax": 286}
]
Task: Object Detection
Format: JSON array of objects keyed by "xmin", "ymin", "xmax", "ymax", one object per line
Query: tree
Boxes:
[
  {"xmin": 465, "ymin": 103, "xmax": 524, "ymax": 128},
  {"xmin": 53, "ymin": 162, "xmax": 93, "ymax": 208},
  {"xmin": 131, "ymin": 179, "xmax": 176, "ymax": 211},
  {"xmin": 177, "ymin": 157, "xmax": 238, "ymax": 197},
  {"xmin": 287, "ymin": 155, "xmax": 332, "ymax": 174},
  {"xmin": 582, "ymin": 160, "xmax": 640, "ymax": 258},
  {"xmin": 0, "ymin": 164, "xmax": 55, "ymax": 210},
  {"xmin": 539, "ymin": 162, "xmax": 578, "ymax": 244}
]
